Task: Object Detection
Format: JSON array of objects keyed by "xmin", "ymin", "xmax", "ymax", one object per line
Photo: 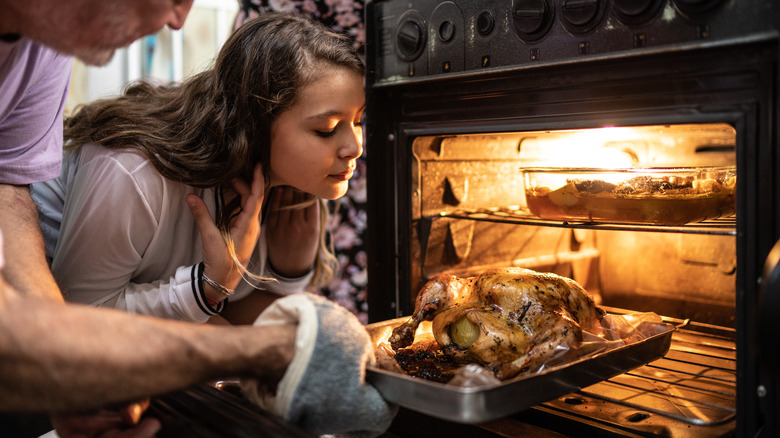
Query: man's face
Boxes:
[{"xmin": 36, "ymin": 0, "xmax": 194, "ymax": 66}]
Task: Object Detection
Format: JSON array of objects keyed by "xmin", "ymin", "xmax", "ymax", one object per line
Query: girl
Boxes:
[{"xmin": 31, "ymin": 13, "xmax": 365, "ymax": 324}]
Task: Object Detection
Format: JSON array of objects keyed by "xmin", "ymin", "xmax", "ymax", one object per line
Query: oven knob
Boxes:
[
  {"xmin": 614, "ymin": 0, "xmax": 664, "ymax": 25},
  {"xmin": 512, "ymin": 0, "xmax": 554, "ymax": 42},
  {"xmin": 672, "ymin": 0, "xmax": 725, "ymax": 18},
  {"xmin": 438, "ymin": 20, "xmax": 455, "ymax": 42},
  {"xmin": 560, "ymin": 0, "xmax": 605, "ymax": 33},
  {"xmin": 477, "ymin": 11, "xmax": 495, "ymax": 35},
  {"xmin": 396, "ymin": 15, "xmax": 426, "ymax": 61}
]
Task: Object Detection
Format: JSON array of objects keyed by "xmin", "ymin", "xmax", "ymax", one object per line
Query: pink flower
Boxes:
[
  {"xmin": 354, "ymin": 250, "xmax": 367, "ymax": 268},
  {"xmin": 348, "ymin": 174, "xmax": 366, "ymax": 203},
  {"xmin": 347, "ymin": 208, "xmax": 367, "ymax": 230},
  {"xmin": 335, "ymin": 11, "xmax": 361, "ymax": 28},
  {"xmin": 331, "ymin": 224, "xmax": 362, "ymax": 250},
  {"xmin": 348, "ymin": 266, "xmax": 367, "ymax": 287},
  {"xmin": 300, "ymin": 0, "xmax": 318, "ymax": 14}
]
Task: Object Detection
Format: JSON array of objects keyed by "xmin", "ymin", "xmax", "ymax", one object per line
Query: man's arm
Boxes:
[
  {"xmin": 0, "ymin": 184, "xmax": 63, "ymax": 301},
  {"xmin": 0, "ymin": 277, "xmax": 295, "ymax": 413}
]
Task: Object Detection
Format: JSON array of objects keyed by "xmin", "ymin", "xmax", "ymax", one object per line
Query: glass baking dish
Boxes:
[{"xmin": 522, "ymin": 166, "xmax": 736, "ymax": 225}]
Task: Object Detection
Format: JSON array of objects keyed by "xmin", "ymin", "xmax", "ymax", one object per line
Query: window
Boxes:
[{"xmin": 66, "ymin": 0, "xmax": 238, "ymax": 114}]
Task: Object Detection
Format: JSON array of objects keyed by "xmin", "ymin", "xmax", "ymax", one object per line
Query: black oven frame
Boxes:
[{"xmin": 364, "ymin": 8, "xmax": 780, "ymax": 434}]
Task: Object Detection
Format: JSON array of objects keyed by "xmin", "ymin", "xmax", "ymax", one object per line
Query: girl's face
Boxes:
[{"xmin": 269, "ymin": 65, "xmax": 365, "ymax": 200}]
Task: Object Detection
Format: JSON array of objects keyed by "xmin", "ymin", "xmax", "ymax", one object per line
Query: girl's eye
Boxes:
[
  {"xmin": 315, "ymin": 128, "xmax": 337, "ymax": 138},
  {"xmin": 315, "ymin": 116, "xmax": 363, "ymax": 137}
]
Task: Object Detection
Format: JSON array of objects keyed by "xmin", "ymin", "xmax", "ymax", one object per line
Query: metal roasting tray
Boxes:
[{"xmin": 365, "ymin": 317, "xmax": 676, "ymax": 424}]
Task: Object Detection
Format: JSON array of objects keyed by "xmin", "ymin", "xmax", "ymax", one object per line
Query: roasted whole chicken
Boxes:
[{"xmin": 389, "ymin": 267, "xmax": 605, "ymax": 380}]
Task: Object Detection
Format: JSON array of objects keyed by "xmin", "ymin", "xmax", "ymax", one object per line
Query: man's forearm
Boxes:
[
  {"xmin": 0, "ymin": 185, "xmax": 296, "ymax": 413},
  {"xmin": 0, "ymin": 184, "xmax": 62, "ymax": 301},
  {"xmin": 0, "ymin": 282, "xmax": 295, "ymax": 413}
]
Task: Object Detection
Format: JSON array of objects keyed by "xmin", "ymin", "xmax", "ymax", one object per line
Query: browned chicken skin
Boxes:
[{"xmin": 390, "ymin": 267, "xmax": 605, "ymax": 380}]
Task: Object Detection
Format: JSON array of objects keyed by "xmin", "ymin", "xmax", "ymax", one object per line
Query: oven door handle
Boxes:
[{"xmin": 760, "ymin": 239, "xmax": 780, "ymax": 365}]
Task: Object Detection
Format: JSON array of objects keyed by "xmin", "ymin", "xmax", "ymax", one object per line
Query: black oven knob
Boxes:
[
  {"xmin": 512, "ymin": 0, "xmax": 555, "ymax": 42},
  {"xmin": 477, "ymin": 11, "xmax": 495, "ymax": 36},
  {"xmin": 396, "ymin": 16, "xmax": 426, "ymax": 61},
  {"xmin": 560, "ymin": 0, "xmax": 606, "ymax": 34},
  {"xmin": 672, "ymin": 0, "xmax": 725, "ymax": 18},
  {"xmin": 438, "ymin": 20, "xmax": 455, "ymax": 42},
  {"xmin": 614, "ymin": 0, "xmax": 664, "ymax": 25}
]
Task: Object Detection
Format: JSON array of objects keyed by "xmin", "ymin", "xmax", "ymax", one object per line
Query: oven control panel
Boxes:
[{"xmin": 369, "ymin": 0, "xmax": 777, "ymax": 83}]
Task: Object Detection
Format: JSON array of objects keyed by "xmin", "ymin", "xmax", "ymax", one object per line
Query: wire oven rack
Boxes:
[
  {"xmin": 437, "ymin": 207, "xmax": 737, "ymax": 236},
  {"xmin": 482, "ymin": 311, "xmax": 737, "ymax": 437}
]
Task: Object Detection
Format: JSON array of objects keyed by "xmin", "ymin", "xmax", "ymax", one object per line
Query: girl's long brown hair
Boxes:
[{"xmin": 63, "ymin": 13, "xmax": 365, "ymax": 288}]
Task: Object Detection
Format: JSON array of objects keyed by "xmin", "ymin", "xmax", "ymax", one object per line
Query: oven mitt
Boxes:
[{"xmin": 241, "ymin": 292, "xmax": 397, "ymax": 437}]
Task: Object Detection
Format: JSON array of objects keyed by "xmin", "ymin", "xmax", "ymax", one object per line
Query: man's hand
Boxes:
[{"xmin": 51, "ymin": 399, "xmax": 160, "ymax": 438}]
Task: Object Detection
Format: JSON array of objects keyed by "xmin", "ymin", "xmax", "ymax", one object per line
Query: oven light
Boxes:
[
  {"xmin": 526, "ymin": 146, "xmax": 637, "ymax": 171},
  {"xmin": 519, "ymin": 127, "xmax": 642, "ymax": 168}
]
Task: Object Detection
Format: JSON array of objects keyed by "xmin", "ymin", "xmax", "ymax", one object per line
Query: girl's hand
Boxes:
[
  {"xmin": 265, "ymin": 186, "xmax": 320, "ymax": 278},
  {"xmin": 187, "ymin": 164, "xmax": 265, "ymax": 298}
]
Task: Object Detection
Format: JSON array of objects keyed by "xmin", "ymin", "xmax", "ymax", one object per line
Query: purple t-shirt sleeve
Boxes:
[{"xmin": 0, "ymin": 37, "xmax": 72, "ymax": 185}]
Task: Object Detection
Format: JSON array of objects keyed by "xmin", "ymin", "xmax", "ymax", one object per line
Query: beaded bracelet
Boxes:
[{"xmin": 202, "ymin": 272, "xmax": 234, "ymax": 298}]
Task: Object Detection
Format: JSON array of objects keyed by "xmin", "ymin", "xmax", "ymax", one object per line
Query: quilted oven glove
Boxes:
[{"xmin": 241, "ymin": 292, "xmax": 398, "ymax": 437}]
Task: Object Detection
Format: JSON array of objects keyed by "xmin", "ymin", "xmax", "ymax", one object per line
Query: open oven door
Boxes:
[{"xmin": 759, "ymin": 239, "xmax": 780, "ymax": 436}]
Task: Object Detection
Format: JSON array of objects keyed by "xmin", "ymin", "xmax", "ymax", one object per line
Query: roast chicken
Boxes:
[{"xmin": 389, "ymin": 267, "xmax": 605, "ymax": 380}]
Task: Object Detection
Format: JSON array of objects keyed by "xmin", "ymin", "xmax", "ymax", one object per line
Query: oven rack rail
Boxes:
[
  {"xmin": 536, "ymin": 312, "xmax": 737, "ymax": 435},
  {"xmin": 436, "ymin": 207, "xmax": 737, "ymax": 236}
]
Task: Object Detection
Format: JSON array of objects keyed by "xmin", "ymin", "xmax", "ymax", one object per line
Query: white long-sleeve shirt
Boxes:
[{"xmin": 31, "ymin": 142, "xmax": 312, "ymax": 323}]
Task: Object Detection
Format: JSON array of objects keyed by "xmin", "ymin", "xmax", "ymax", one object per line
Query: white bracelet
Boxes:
[{"xmin": 202, "ymin": 272, "xmax": 234, "ymax": 297}]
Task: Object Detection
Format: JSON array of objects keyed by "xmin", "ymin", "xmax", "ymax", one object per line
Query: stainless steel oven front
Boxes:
[{"xmin": 364, "ymin": 0, "xmax": 780, "ymax": 436}]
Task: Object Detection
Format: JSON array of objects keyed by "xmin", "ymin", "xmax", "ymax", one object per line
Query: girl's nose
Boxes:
[{"xmin": 339, "ymin": 125, "xmax": 363, "ymax": 159}]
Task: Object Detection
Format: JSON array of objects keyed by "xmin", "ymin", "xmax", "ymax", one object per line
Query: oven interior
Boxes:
[
  {"xmin": 391, "ymin": 123, "xmax": 738, "ymax": 436},
  {"xmin": 410, "ymin": 123, "xmax": 737, "ymax": 326}
]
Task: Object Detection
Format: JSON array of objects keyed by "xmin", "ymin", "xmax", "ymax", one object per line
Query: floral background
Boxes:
[
  {"xmin": 236, "ymin": 0, "xmax": 365, "ymax": 53},
  {"xmin": 235, "ymin": 0, "xmax": 369, "ymax": 323}
]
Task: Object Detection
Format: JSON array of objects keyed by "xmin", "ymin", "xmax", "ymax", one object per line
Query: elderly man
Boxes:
[
  {"xmin": 0, "ymin": 2, "xmax": 395, "ymax": 437},
  {"xmin": 0, "ymin": 1, "xmax": 290, "ymax": 436}
]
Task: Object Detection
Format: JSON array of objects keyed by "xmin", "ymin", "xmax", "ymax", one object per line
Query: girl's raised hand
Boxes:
[
  {"xmin": 187, "ymin": 164, "xmax": 265, "ymax": 297},
  {"xmin": 265, "ymin": 186, "xmax": 320, "ymax": 278}
]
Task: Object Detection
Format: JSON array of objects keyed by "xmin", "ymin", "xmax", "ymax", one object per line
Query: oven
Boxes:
[{"xmin": 363, "ymin": 0, "xmax": 780, "ymax": 436}]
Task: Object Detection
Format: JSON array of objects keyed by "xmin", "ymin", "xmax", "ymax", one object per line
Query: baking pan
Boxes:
[{"xmin": 365, "ymin": 317, "xmax": 675, "ymax": 423}]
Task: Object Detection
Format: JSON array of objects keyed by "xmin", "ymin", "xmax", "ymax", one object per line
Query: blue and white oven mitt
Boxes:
[{"xmin": 241, "ymin": 292, "xmax": 397, "ymax": 437}]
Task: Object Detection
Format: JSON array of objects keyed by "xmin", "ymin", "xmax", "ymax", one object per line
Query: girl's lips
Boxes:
[{"xmin": 329, "ymin": 170, "xmax": 354, "ymax": 181}]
